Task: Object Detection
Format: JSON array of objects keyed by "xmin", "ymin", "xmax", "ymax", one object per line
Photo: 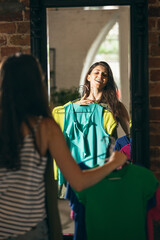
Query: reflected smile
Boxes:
[{"xmin": 95, "ymin": 79, "xmax": 102, "ymax": 83}]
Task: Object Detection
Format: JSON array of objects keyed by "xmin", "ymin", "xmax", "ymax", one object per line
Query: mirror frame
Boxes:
[{"xmin": 30, "ymin": 0, "xmax": 149, "ymax": 168}]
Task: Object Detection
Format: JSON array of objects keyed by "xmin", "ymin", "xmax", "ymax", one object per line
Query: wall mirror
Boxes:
[
  {"xmin": 30, "ymin": 0, "xmax": 149, "ymax": 236},
  {"xmin": 47, "ymin": 6, "xmax": 130, "ymax": 138},
  {"xmin": 30, "ymin": 0, "xmax": 149, "ymax": 167},
  {"xmin": 47, "ymin": 6, "xmax": 130, "ymax": 137}
]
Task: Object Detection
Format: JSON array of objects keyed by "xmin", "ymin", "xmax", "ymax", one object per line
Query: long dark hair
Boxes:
[
  {"xmin": 83, "ymin": 61, "xmax": 120, "ymax": 120},
  {"xmin": 0, "ymin": 53, "xmax": 51, "ymax": 169}
]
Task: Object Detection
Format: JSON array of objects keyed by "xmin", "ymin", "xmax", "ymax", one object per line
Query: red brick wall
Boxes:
[
  {"xmin": 148, "ymin": 0, "xmax": 160, "ymax": 180},
  {"xmin": 0, "ymin": 0, "xmax": 30, "ymax": 60}
]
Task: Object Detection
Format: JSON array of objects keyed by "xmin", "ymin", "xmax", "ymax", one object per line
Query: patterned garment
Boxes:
[{"xmin": 0, "ymin": 117, "xmax": 48, "ymax": 239}]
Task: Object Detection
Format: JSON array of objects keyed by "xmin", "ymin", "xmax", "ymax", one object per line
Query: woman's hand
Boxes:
[
  {"xmin": 75, "ymin": 97, "xmax": 94, "ymax": 105},
  {"xmin": 108, "ymin": 150, "xmax": 128, "ymax": 168}
]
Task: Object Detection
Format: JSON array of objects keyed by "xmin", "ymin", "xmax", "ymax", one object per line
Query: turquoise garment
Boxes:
[{"xmin": 58, "ymin": 102, "xmax": 110, "ymax": 185}]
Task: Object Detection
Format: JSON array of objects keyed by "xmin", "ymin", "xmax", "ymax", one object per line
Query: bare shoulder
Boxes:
[
  {"xmin": 42, "ymin": 117, "xmax": 55, "ymax": 124},
  {"xmin": 36, "ymin": 117, "xmax": 62, "ymax": 154},
  {"xmin": 41, "ymin": 117, "xmax": 59, "ymax": 130},
  {"xmin": 41, "ymin": 117, "xmax": 62, "ymax": 136}
]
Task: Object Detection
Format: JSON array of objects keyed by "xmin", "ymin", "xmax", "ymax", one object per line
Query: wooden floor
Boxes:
[{"xmin": 58, "ymin": 199, "xmax": 74, "ymax": 239}]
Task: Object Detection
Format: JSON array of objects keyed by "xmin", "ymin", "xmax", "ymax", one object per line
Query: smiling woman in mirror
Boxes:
[{"xmin": 76, "ymin": 61, "xmax": 130, "ymax": 136}]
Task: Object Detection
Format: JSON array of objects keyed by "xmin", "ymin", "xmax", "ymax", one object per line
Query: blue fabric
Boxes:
[
  {"xmin": 147, "ymin": 194, "xmax": 156, "ymax": 210},
  {"xmin": 114, "ymin": 135, "xmax": 131, "ymax": 151},
  {"xmin": 114, "ymin": 135, "xmax": 133, "ymax": 159},
  {"xmin": 65, "ymin": 162, "xmax": 89, "ymax": 240}
]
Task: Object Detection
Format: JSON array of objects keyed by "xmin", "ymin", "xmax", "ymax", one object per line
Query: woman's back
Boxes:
[{"xmin": 0, "ymin": 116, "xmax": 49, "ymax": 239}]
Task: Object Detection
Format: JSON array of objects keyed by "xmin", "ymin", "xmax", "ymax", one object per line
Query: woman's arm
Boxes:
[
  {"xmin": 118, "ymin": 102, "xmax": 130, "ymax": 135},
  {"xmin": 46, "ymin": 118, "xmax": 127, "ymax": 192}
]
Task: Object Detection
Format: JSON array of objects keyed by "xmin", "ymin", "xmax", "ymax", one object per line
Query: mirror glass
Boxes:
[
  {"xmin": 46, "ymin": 6, "xmax": 131, "ymax": 236},
  {"xmin": 47, "ymin": 6, "xmax": 130, "ymax": 138}
]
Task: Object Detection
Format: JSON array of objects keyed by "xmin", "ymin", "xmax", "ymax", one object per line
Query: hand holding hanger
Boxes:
[{"xmin": 75, "ymin": 95, "xmax": 95, "ymax": 105}]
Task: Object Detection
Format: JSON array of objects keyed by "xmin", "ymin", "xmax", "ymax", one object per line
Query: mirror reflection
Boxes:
[
  {"xmin": 47, "ymin": 5, "xmax": 131, "ymax": 237},
  {"xmin": 47, "ymin": 6, "xmax": 130, "ymax": 137}
]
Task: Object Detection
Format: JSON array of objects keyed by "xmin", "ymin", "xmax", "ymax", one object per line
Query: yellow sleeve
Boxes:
[
  {"xmin": 52, "ymin": 106, "xmax": 65, "ymax": 131},
  {"xmin": 129, "ymin": 119, "xmax": 132, "ymax": 127},
  {"xmin": 52, "ymin": 102, "xmax": 71, "ymax": 180},
  {"xmin": 103, "ymin": 109, "xmax": 117, "ymax": 135},
  {"xmin": 52, "ymin": 101, "xmax": 71, "ymax": 131}
]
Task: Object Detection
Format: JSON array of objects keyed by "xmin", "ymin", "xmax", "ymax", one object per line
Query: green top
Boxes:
[{"xmin": 77, "ymin": 164, "xmax": 159, "ymax": 240}]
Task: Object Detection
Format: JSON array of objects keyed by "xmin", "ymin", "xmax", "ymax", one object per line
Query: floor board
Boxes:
[{"xmin": 58, "ymin": 199, "xmax": 74, "ymax": 236}]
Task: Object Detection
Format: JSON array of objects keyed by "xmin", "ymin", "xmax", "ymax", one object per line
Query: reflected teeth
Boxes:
[{"xmin": 96, "ymin": 79, "xmax": 101, "ymax": 83}]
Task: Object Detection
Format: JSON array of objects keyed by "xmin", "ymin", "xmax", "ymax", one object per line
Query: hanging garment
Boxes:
[
  {"xmin": 114, "ymin": 135, "xmax": 131, "ymax": 151},
  {"xmin": 52, "ymin": 101, "xmax": 117, "ymax": 182},
  {"xmin": 65, "ymin": 140, "xmax": 132, "ymax": 240},
  {"xmin": 64, "ymin": 103, "xmax": 110, "ymax": 164},
  {"xmin": 58, "ymin": 102, "xmax": 114, "ymax": 185},
  {"xmin": 53, "ymin": 102, "xmax": 117, "ymax": 238},
  {"xmin": 53, "ymin": 102, "xmax": 117, "ymax": 184},
  {"xmin": 76, "ymin": 163, "xmax": 159, "ymax": 240},
  {"xmin": 120, "ymin": 143, "xmax": 131, "ymax": 160},
  {"xmin": 53, "ymin": 101, "xmax": 117, "ymax": 137}
]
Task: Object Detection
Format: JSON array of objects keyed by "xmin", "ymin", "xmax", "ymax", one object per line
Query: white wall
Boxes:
[{"xmin": 48, "ymin": 7, "xmax": 120, "ymax": 89}]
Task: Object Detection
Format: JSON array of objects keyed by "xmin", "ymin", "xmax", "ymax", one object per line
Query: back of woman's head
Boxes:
[
  {"xmin": 0, "ymin": 53, "xmax": 50, "ymax": 119},
  {"xmin": 0, "ymin": 53, "xmax": 51, "ymax": 169}
]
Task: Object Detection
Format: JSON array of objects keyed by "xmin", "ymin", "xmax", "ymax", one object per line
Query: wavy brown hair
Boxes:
[
  {"xmin": 0, "ymin": 53, "xmax": 51, "ymax": 170},
  {"xmin": 83, "ymin": 61, "xmax": 121, "ymax": 121}
]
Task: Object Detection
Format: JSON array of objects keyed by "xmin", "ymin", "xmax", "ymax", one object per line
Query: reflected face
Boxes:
[{"xmin": 87, "ymin": 65, "xmax": 108, "ymax": 91}]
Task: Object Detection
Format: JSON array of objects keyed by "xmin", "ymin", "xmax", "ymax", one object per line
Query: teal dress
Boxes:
[{"xmin": 58, "ymin": 102, "xmax": 110, "ymax": 185}]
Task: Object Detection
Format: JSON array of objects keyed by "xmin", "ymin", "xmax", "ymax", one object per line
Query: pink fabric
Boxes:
[
  {"xmin": 120, "ymin": 144, "xmax": 131, "ymax": 160},
  {"xmin": 147, "ymin": 186, "xmax": 160, "ymax": 240},
  {"xmin": 70, "ymin": 209, "xmax": 75, "ymax": 220}
]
